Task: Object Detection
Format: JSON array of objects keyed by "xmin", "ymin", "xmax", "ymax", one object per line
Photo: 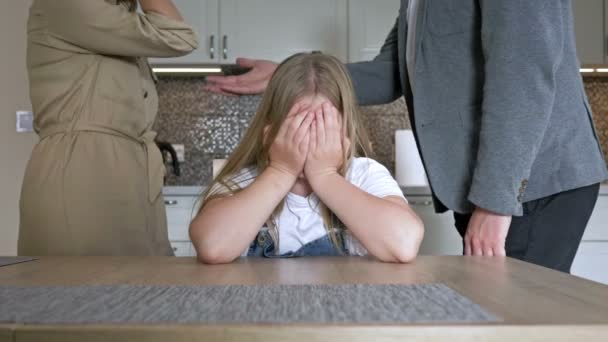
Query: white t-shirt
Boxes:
[{"xmin": 220, "ymin": 158, "xmax": 407, "ymax": 256}]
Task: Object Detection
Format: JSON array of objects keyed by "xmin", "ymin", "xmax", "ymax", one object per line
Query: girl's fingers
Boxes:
[
  {"xmin": 322, "ymin": 102, "xmax": 340, "ymax": 146},
  {"xmin": 309, "ymin": 120, "xmax": 318, "ymax": 154},
  {"xmin": 286, "ymin": 111, "xmax": 309, "ymax": 139},
  {"xmin": 293, "ymin": 112, "xmax": 314, "ymax": 145},
  {"xmin": 277, "ymin": 102, "xmax": 305, "ymax": 140},
  {"xmin": 299, "ymin": 130, "xmax": 310, "ymax": 155},
  {"xmin": 315, "ymin": 109, "xmax": 325, "ymax": 146},
  {"xmin": 287, "ymin": 102, "xmax": 304, "ymax": 118}
]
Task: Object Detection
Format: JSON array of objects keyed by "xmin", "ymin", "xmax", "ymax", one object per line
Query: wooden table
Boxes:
[{"xmin": 1, "ymin": 256, "xmax": 607, "ymax": 341}]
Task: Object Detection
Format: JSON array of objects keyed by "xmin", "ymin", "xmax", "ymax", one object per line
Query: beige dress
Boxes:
[{"xmin": 19, "ymin": 0, "xmax": 198, "ymax": 256}]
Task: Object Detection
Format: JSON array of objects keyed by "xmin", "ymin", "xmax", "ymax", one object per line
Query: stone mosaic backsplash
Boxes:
[{"xmin": 154, "ymin": 76, "xmax": 608, "ymax": 186}]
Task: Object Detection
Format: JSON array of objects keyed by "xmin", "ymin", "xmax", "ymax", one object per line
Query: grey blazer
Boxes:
[{"xmin": 347, "ymin": 0, "xmax": 608, "ymax": 216}]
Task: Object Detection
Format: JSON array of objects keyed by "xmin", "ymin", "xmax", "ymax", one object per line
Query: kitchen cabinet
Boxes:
[
  {"xmin": 150, "ymin": 0, "xmax": 347, "ymax": 65},
  {"xmin": 406, "ymin": 195, "xmax": 462, "ymax": 256},
  {"xmin": 164, "ymin": 195, "xmax": 198, "ymax": 257},
  {"xmin": 571, "ymin": 194, "xmax": 608, "ymax": 284},
  {"xmin": 219, "ymin": 0, "xmax": 347, "ymax": 64},
  {"xmin": 348, "ymin": 0, "xmax": 401, "ymax": 62},
  {"xmin": 149, "ymin": 0, "xmax": 219, "ymax": 65},
  {"xmin": 572, "ymin": 0, "xmax": 605, "ymax": 65}
]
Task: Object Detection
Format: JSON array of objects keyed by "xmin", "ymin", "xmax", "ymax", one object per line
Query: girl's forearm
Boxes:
[
  {"xmin": 190, "ymin": 167, "xmax": 295, "ymax": 264},
  {"xmin": 310, "ymin": 173, "xmax": 424, "ymax": 263},
  {"xmin": 139, "ymin": 0, "xmax": 183, "ymax": 21}
]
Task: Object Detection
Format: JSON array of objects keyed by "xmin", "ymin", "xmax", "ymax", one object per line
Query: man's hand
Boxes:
[
  {"xmin": 464, "ymin": 207, "xmax": 512, "ymax": 257},
  {"xmin": 204, "ymin": 58, "xmax": 277, "ymax": 95}
]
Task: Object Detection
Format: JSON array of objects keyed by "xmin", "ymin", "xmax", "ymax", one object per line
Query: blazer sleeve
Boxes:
[
  {"xmin": 346, "ymin": 14, "xmax": 403, "ymax": 105},
  {"xmin": 38, "ymin": 0, "xmax": 198, "ymax": 57},
  {"xmin": 467, "ymin": 0, "xmax": 565, "ymax": 216}
]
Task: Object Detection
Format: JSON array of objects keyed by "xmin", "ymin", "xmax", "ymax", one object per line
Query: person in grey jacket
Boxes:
[{"xmin": 205, "ymin": 0, "xmax": 608, "ymax": 273}]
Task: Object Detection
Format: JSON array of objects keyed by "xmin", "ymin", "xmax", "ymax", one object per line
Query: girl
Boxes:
[
  {"xmin": 19, "ymin": 0, "xmax": 197, "ymax": 256},
  {"xmin": 190, "ymin": 53, "xmax": 423, "ymax": 264}
]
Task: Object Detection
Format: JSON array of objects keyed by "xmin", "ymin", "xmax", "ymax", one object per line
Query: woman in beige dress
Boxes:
[{"xmin": 19, "ymin": 0, "xmax": 198, "ymax": 256}]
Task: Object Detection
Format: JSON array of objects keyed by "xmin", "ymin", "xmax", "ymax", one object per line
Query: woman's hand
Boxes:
[
  {"xmin": 268, "ymin": 103, "xmax": 314, "ymax": 179},
  {"xmin": 305, "ymin": 103, "xmax": 345, "ymax": 185},
  {"xmin": 138, "ymin": 0, "xmax": 183, "ymax": 21}
]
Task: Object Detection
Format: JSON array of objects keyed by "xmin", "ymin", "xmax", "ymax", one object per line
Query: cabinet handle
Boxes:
[
  {"xmin": 222, "ymin": 35, "xmax": 228, "ymax": 60},
  {"xmin": 210, "ymin": 35, "xmax": 215, "ymax": 59},
  {"xmin": 165, "ymin": 200, "xmax": 178, "ymax": 206},
  {"xmin": 410, "ymin": 200, "xmax": 432, "ymax": 206}
]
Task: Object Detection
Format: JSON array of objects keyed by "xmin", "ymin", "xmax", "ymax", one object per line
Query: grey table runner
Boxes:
[
  {"xmin": 0, "ymin": 257, "xmax": 37, "ymax": 268},
  {"xmin": 0, "ymin": 283, "xmax": 499, "ymax": 324}
]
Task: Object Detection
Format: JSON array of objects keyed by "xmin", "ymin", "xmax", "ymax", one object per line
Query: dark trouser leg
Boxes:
[{"xmin": 453, "ymin": 184, "xmax": 600, "ymax": 273}]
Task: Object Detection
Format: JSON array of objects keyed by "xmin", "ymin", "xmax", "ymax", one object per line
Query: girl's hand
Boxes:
[
  {"xmin": 305, "ymin": 103, "xmax": 345, "ymax": 184},
  {"xmin": 268, "ymin": 103, "xmax": 313, "ymax": 178}
]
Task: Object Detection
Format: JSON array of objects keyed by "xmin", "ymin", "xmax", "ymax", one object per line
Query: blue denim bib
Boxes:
[{"xmin": 247, "ymin": 229, "xmax": 347, "ymax": 258}]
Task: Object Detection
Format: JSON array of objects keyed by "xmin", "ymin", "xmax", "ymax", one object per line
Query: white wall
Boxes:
[{"xmin": 0, "ymin": 0, "xmax": 36, "ymax": 255}]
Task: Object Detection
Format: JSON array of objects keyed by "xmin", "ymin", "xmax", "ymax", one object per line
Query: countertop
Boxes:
[
  {"xmin": 1, "ymin": 256, "xmax": 607, "ymax": 341},
  {"xmin": 164, "ymin": 184, "xmax": 608, "ymax": 197}
]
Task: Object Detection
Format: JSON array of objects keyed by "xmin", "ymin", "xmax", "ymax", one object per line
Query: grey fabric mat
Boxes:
[
  {"xmin": 0, "ymin": 283, "xmax": 499, "ymax": 324},
  {"xmin": 0, "ymin": 257, "xmax": 37, "ymax": 268}
]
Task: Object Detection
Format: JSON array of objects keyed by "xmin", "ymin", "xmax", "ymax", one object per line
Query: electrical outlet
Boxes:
[
  {"xmin": 16, "ymin": 111, "xmax": 34, "ymax": 132},
  {"xmin": 172, "ymin": 144, "xmax": 185, "ymax": 162}
]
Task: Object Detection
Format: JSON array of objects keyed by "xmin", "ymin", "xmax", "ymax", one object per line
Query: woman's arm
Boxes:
[
  {"xmin": 305, "ymin": 103, "xmax": 423, "ymax": 263},
  {"xmin": 37, "ymin": 0, "xmax": 198, "ymax": 57},
  {"xmin": 190, "ymin": 104, "xmax": 314, "ymax": 264}
]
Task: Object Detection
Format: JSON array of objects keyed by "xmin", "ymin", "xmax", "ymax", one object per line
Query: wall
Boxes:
[
  {"xmin": 0, "ymin": 0, "xmax": 35, "ymax": 255},
  {"xmin": 154, "ymin": 77, "xmax": 409, "ymax": 186}
]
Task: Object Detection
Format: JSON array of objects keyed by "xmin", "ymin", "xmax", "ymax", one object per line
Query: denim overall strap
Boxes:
[{"xmin": 247, "ymin": 230, "xmax": 347, "ymax": 258}]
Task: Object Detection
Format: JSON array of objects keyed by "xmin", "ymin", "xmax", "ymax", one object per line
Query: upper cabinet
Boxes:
[
  {"xmin": 348, "ymin": 0, "xmax": 401, "ymax": 62},
  {"xmin": 572, "ymin": 0, "xmax": 605, "ymax": 66},
  {"xmin": 152, "ymin": 1, "xmax": 605, "ymax": 69},
  {"xmin": 150, "ymin": 0, "xmax": 347, "ymax": 65},
  {"xmin": 219, "ymin": 0, "xmax": 347, "ymax": 64},
  {"xmin": 150, "ymin": 0, "xmax": 219, "ymax": 65}
]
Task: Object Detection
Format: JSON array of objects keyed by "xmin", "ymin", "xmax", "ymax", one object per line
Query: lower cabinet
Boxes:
[
  {"xmin": 406, "ymin": 196, "xmax": 462, "ymax": 256},
  {"xmin": 571, "ymin": 194, "xmax": 608, "ymax": 284},
  {"xmin": 163, "ymin": 190, "xmax": 608, "ymax": 285},
  {"xmin": 165, "ymin": 195, "xmax": 198, "ymax": 257}
]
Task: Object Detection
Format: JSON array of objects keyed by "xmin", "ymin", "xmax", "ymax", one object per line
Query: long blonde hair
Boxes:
[{"xmin": 200, "ymin": 52, "xmax": 373, "ymax": 251}]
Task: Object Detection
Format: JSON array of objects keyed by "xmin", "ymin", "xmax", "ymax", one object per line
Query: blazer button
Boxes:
[{"xmin": 143, "ymin": 90, "xmax": 149, "ymax": 99}]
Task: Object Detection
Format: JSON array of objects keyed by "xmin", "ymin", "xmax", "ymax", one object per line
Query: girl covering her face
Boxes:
[{"xmin": 190, "ymin": 53, "xmax": 424, "ymax": 264}]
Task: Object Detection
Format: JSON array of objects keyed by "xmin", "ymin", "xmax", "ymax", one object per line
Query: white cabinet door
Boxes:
[
  {"xmin": 571, "ymin": 242, "xmax": 608, "ymax": 285},
  {"xmin": 165, "ymin": 196, "xmax": 198, "ymax": 256},
  {"xmin": 149, "ymin": 0, "xmax": 219, "ymax": 65},
  {"xmin": 170, "ymin": 241, "xmax": 194, "ymax": 257},
  {"xmin": 219, "ymin": 0, "xmax": 348, "ymax": 64},
  {"xmin": 407, "ymin": 196, "xmax": 462, "ymax": 256},
  {"xmin": 348, "ymin": 0, "xmax": 401, "ymax": 62}
]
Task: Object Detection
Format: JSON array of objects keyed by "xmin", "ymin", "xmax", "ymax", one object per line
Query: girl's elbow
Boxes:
[
  {"xmin": 390, "ymin": 219, "xmax": 425, "ymax": 263},
  {"xmin": 189, "ymin": 222, "xmax": 237, "ymax": 265},
  {"xmin": 196, "ymin": 249, "xmax": 236, "ymax": 265}
]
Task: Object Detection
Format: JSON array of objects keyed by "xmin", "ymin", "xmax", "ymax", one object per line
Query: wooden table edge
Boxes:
[{"xmin": 5, "ymin": 324, "xmax": 608, "ymax": 342}]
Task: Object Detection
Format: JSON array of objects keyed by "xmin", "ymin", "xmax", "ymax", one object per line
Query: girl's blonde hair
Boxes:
[{"xmin": 199, "ymin": 52, "xmax": 373, "ymax": 252}]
